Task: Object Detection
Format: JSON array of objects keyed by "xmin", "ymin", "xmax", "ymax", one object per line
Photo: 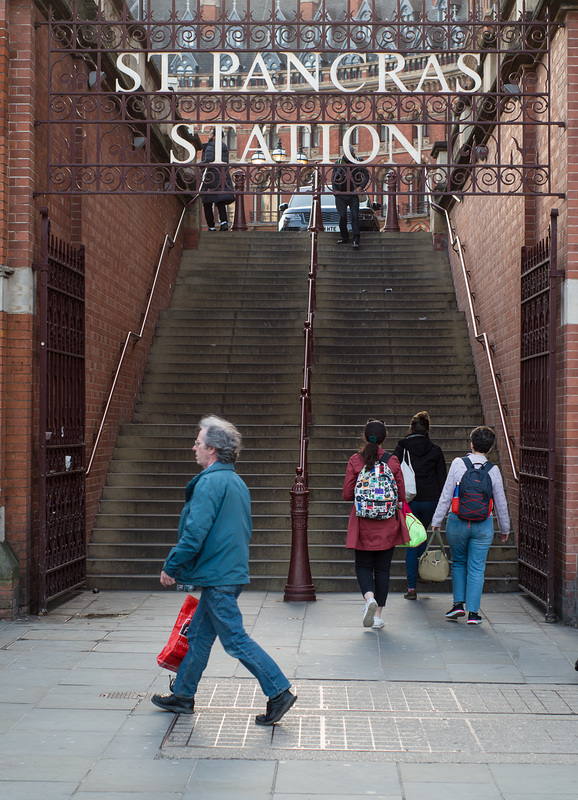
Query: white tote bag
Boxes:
[{"xmin": 401, "ymin": 450, "xmax": 417, "ymax": 502}]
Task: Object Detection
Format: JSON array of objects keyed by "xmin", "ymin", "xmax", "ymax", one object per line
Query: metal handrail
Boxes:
[
  {"xmin": 86, "ymin": 196, "xmax": 196, "ymax": 476},
  {"xmin": 284, "ymin": 168, "xmax": 323, "ymax": 602},
  {"xmin": 431, "ymin": 200, "xmax": 519, "ymax": 481}
]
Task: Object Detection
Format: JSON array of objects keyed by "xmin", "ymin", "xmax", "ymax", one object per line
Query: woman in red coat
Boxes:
[{"xmin": 342, "ymin": 419, "xmax": 409, "ymax": 629}]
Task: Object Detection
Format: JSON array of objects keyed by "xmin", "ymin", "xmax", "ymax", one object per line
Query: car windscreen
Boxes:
[
  {"xmin": 286, "ymin": 192, "xmax": 371, "ymax": 210},
  {"xmin": 287, "ymin": 190, "xmax": 335, "ymax": 209}
]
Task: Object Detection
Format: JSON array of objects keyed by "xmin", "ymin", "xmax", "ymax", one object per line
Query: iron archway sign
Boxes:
[{"xmin": 37, "ymin": 1, "xmax": 563, "ymax": 198}]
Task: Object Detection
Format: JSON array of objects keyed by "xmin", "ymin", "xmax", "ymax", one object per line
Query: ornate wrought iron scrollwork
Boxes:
[{"xmin": 38, "ymin": 2, "xmax": 561, "ymax": 196}]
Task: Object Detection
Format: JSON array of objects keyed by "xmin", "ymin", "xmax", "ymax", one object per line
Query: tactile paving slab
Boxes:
[{"xmin": 157, "ymin": 679, "xmax": 578, "ymax": 763}]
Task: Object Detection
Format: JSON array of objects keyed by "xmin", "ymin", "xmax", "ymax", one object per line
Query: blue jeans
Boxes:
[
  {"xmin": 445, "ymin": 512, "xmax": 495, "ymax": 613},
  {"xmin": 172, "ymin": 585, "xmax": 291, "ymax": 700},
  {"xmin": 406, "ymin": 500, "xmax": 437, "ymax": 589}
]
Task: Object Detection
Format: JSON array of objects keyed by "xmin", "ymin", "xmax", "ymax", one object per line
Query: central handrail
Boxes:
[
  {"xmin": 284, "ymin": 168, "xmax": 324, "ymax": 602},
  {"xmin": 86, "ymin": 196, "xmax": 196, "ymax": 476},
  {"xmin": 431, "ymin": 201, "xmax": 519, "ymax": 482}
]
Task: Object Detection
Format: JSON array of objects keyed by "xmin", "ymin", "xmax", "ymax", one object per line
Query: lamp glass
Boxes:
[
  {"xmin": 271, "ymin": 140, "xmax": 287, "ymax": 163},
  {"xmin": 251, "ymin": 149, "xmax": 267, "ymax": 164},
  {"xmin": 296, "ymin": 148, "xmax": 308, "ymax": 166}
]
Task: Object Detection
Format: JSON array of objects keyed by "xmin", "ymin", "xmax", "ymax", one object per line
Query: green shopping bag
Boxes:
[{"xmin": 399, "ymin": 500, "xmax": 427, "ymax": 548}]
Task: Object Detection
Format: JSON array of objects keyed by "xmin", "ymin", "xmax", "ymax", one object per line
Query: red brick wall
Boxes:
[
  {"xmin": 442, "ymin": 18, "xmax": 578, "ymax": 623},
  {"xmin": 81, "ymin": 192, "xmax": 185, "ymax": 537},
  {"xmin": 1, "ymin": 1, "xmax": 187, "ymax": 613}
]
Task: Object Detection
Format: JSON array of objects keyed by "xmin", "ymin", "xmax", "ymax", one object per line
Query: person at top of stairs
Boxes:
[
  {"xmin": 331, "ymin": 148, "xmax": 369, "ymax": 250},
  {"xmin": 200, "ymin": 129, "xmax": 235, "ymax": 232},
  {"xmin": 393, "ymin": 411, "xmax": 447, "ymax": 602},
  {"xmin": 151, "ymin": 415, "xmax": 297, "ymax": 726},
  {"xmin": 342, "ymin": 419, "xmax": 410, "ymax": 630}
]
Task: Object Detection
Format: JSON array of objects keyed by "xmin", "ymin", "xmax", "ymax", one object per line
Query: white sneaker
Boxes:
[
  {"xmin": 372, "ymin": 616, "xmax": 384, "ymax": 629},
  {"xmin": 362, "ymin": 598, "xmax": 378, "ymax": 627}
]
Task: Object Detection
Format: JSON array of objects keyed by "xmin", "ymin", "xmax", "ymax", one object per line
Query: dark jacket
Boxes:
[
  {"xmin": 393, "ymin": 434, "xmax": 447, "ymax": 503},
  {"xmin": 163, "ymin": 461, "xmax": 252, "ymax": 586},
  {"xmin": 331, "ymin": 156, "xmax": 369, "ymax": 197},
  {"xmin": 200, "ymin": 139, "xmax": 235, "ymax": 205}
]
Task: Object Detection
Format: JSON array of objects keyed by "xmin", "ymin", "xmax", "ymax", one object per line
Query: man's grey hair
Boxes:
[{"xmin": 200, "ymin": 416, "xmax": 242, "ymax": 464}]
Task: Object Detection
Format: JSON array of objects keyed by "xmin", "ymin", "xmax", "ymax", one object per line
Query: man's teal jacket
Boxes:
[{"xmin": 163, "ymin": 461, "xmax": 252, "ymax": 586}]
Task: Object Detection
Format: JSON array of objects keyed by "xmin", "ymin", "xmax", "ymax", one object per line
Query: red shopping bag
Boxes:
[{"xmin": 157, "ymin": 594, "xmax": 199, "ymax": 673}]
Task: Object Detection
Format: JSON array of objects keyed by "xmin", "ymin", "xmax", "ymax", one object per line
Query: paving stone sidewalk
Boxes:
[{"xmin": 1, "ymin": 589, "xmax": 578, "ymax": 799}]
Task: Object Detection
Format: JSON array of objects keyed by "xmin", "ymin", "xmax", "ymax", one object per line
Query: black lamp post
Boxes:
[{"xmin": 250, "ymin": 148, "xmax": 267, "ymax": 224}]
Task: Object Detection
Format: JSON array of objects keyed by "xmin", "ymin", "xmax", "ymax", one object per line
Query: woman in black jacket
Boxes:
[{"xmin": 393, "ymin": 411, "xmax": 447, "ymax": 600}]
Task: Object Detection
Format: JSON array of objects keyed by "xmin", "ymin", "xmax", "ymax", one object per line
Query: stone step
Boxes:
[
  {"xmin": 85, "ymin": 574, "xmax": 517, "ymax": 593},
  {"xmin": 135, "ymin": 387, "xmax": 482, "ymax": 403},
  {"xmin": 110, "ymin": 433, "xmax": 472, "ymax": 452},
  {"xmin": 96, "ymin": 498, "xmax": 297, "ymax": 515},
  {"xmin": 157, "ymin": 309, "xmax": 463, "ymax": 322},
  {"xmin": 114, "ymin": 422, "xmax": 468, "ymax": 439},
  {"xmin": 146, "ymin": 335, "xmax": 473, "ymax": 350},
  {"xmin": 149, "ymin": 320, "xmax": 468, "ymax": 337},
  {"xmin": 141, "ymin": 336, "xmax": 471, "ymax": 352},
  {"xmin": 133, "ymin": 406, "xmax": 483, "ymax": 421},
  {"xmin": 158, "ymin": 310, "xmax": 306, "ymax": 321},
  {"xmin": 145, "ymin": 352, "xmax": 305, "ymax": 364},
  {"xmin": 105, "ymin": 472, "xmax": 295, "ymax": 489},
  {"xmin": 132, "ymin": 411, "xmax": 485, "ymax": 426},
  {"xmin": 86, "ymin": 555, "xmax": 517, "ymax": 582},
  {"xmin": 168, "ymin": 298, "xmax": 308, "ymax": 309},
  {"xmin": 138, "ymin": 374, "xmax": 478, "ymax": 394}
]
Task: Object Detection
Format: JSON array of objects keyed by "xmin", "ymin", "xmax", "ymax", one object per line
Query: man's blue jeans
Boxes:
[
  {"xmin": 172, "ymin": 585, "xmax": 291, "ymax": 700},
  {"xmin": 445, "ymin": 512, "xmax": 495, "ymax": 613}
]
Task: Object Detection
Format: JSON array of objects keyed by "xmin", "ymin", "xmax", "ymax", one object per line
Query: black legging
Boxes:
[{"xmin": 355, "ymin": 548, "xmax": 395, "ymax": 607}]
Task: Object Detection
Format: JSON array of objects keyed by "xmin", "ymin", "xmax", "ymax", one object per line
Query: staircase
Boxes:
[{"xmin": 87, "ymin": 230, "xmax": 517, "ymax": 592}]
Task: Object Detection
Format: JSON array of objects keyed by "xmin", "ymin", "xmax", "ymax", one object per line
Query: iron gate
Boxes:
[
  {"xmin": 38, "ymin": 209, "xmax": 86, "ymax": 613},
  {"xmin": 518, "ymin": 208, "xmax": 560, "ymax": 622}
]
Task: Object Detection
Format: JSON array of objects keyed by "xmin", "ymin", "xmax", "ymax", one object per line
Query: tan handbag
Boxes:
[{"xmin": 418, "ymin": 529, "xmax": 450, "ymax": 582}]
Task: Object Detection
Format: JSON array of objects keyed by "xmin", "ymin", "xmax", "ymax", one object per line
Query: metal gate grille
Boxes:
[
  {"xmin": 518, "ymin": 209, "xmax": 558, "ymax": 621},
  {"xmin": 37, "ymin": 2, "xmax": 563, "ymax": 198},
  {"xmin": 38, "ymin": 209, "xmax": 86, "ymax": 613}
]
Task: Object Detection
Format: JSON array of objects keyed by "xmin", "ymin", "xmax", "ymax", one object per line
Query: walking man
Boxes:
[
  {"xmin": 151, "ymin": 416, "xmax": 297, "ymax": 725},
  {"xmin": 331, "ymin": 148, "xmax": 369, "ymax": 250}
]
